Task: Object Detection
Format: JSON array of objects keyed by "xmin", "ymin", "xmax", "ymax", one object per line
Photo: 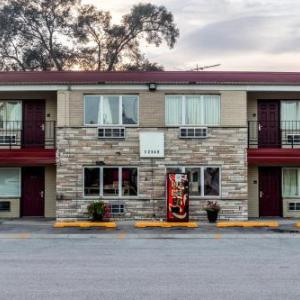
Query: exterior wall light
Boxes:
[{"xmin": 148, "ymin": 83, "xmax": 157, "ymax": 91}]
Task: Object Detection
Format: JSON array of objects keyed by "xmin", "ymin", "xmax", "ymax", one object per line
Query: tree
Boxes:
[
  {"xmin": 0, "ymin": 0, "xmax": 80, "ymax": 71},
  {"xmin": 0, "ymin": 1, "xmax": 179, "ymax": 71},
  {"xmin": 75, "ymin": 3, "xmax": 179, "ymax": 71}
]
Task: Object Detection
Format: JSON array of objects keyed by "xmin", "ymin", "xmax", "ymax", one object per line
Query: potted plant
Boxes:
[
  {"xmin": 203, "ymin": 201, "xmax": 221, "ymax": 223},
  {"xmin": 87, "ymin": 201, "xmax": 109, "ymax": 221}
]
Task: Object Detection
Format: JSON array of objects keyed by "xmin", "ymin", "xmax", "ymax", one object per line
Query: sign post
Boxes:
[{"xmin": 166, "ymin": 173, "xmax": 189, "ymax": 222}]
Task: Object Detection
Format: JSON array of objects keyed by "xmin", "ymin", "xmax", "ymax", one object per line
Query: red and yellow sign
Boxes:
[{"xmin": 167, "ymin": 173, "xmax": 189, "ymax": 222}]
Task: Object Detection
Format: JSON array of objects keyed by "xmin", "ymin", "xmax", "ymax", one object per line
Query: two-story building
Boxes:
[{"xmin": 0, "ymin": 71, "xmax": 299, "ymax": 220}]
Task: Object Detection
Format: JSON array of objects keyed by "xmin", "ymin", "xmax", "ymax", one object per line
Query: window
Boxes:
[
  {"xmin": 281, "ymin": 101, "xmax": 300, "ymax": 130},
  {"xmin": 84, "ymin": 167, "xmax": 100, "ymax": 196},
  {"xmin": 282, "ymin": 168, "xmax": 300, "ymax": 197},
  {"xmin": 0, "ymin": 168, "xmax": 21, "ymax": 197},
  {"xmin": 165, "ymin": 95, "xmax": 220, "ymax": 126},
  {"xmin": 0, "ymin": 201, "xmax": 10, "ymax": 211},
  {"xmin": 84, "ymin": 166, "xmax": 138, "ymax": 197},
  {"xmin": 0, "ymin": 101, "xmax": 22, "ymax": 129},
  {"xmin": 288, "ymin": 202, "xmax": 300, "ymax": 211},
  {"xmin": 84, "ymin": 95, "xmax": 138, "ymax": 126},
  {"xmin": 166, "ymin": 166, "xmax": 220, "ymax": 197}
]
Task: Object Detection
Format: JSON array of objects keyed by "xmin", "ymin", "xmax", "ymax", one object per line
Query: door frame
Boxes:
[
  {"xmin": 20, "ymin": 167, "xmax": 45, "ymax": 217},
  {"xmin": 258, "ymin": 167, "xmax": 282, "ymax": 217},
  {"xmin": 257, "ymin": 100, "xmax": 281, "ymax": 148}
]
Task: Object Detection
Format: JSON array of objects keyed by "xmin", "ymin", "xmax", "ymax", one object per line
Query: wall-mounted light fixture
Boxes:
[
  {"xmin": 96, "ymin": 161, "xmax": 106, "ymax": 166},
  {"xmin": 148, "ymin": 83, "xmax": 157, "ymax": 91}
]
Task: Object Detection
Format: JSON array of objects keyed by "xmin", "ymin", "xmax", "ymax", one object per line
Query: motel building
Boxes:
[{"xmin": 0, "ymin": 71, "xmax": 300, "ymax": 220}]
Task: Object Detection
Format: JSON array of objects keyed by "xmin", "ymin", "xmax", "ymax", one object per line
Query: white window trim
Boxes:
[
  {"xmin": 166, "ymin": 165, "xmax": 221, "ymax": 198},
  {"xmin": 84, "ymin": 95, "xmax": 139, "ymax": 127},
  {"xmin": 282, "ymin": 167, "xmax": 300, "ymax": 198},
  {"xmin": 0, "ymin": 167, "xmax": 21, "ymax": 198},
  {"xmin": 165, "ymin": 95, "xmax": 221, "ymax": 127},
  {"xmin": 83, "ymin": 166, "xmax": 139, "ymax": 198}
]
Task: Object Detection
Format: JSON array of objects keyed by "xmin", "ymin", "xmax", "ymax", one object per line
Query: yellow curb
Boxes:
[
  {"xmin": 134, "ymin": 221, "xmax": 198, "ymax": 228},
  {"xmin": 217, "ymin": 221, "xmax": 279, "ymax": 228},
  {"xmin": 53, "ymin": 222, "xmax": 117, "ymax": 228},
  {"xmin": 296, "ymin": 222, "xmax": 300, "ymax": 228}
]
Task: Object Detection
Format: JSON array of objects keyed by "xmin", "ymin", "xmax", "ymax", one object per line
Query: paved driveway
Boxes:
[{"xmin": 0, "ymin": 226, "xmax": 300, "ymax": 299}]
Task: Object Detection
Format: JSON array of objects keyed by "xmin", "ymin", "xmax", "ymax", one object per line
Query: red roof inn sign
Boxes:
[{"xmin": 139, "ymin": 132, "xmax": 164, "ymax": 158}]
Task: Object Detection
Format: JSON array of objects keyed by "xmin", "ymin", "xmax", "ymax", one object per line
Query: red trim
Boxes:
[
  {"xmin": 248, "ymin": 148, "xmax": 300, "ymax": 166},
  {"xmin": 2, "ymin": 71, "xmax": 300, "ymax": 85},
  {"xmin": 0, "ymin": 148, "xmax": 55, "ymax": 166}
]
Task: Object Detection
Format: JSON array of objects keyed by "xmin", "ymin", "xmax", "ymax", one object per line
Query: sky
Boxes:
[{"xmin": 82, "ymin": 0, "xmax": 300, "ymax": 71}]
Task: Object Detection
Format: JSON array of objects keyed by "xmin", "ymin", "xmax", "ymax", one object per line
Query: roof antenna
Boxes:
[{"xmin": 192, "ymin": 64, "xmax": 221, "ymax": 71}]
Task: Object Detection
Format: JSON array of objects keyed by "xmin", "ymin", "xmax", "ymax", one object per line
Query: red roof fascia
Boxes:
[
  {"xmin": 248, "ymin": 148, "xmax": 300, "ymax": 166},
  {"xmin": 0, "ymin": 149, "xmax": 56, "ymax": 166},
  {"xmin": 2, "ymin": 71, "xmax": 300, "ymax": 85}
]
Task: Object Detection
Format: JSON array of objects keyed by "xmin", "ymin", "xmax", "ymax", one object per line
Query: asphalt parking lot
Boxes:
[{"xmin": 0, "ymin": 221, "xmax": 300, "ymax": 300}]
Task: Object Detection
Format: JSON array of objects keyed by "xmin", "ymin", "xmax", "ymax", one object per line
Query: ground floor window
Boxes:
[
  {"xmin": 166, "ymin": 166, "xmax": 220, "ymax": 197},
  {"xmin": 0, "ymin": 168, "xmax": 21, "ymax": 197},
  {"xmin": 282, "ymin": 168, "xmax": 300, "ymax": 197},
  {"xmin": 84, "ymin": 166, "xmax": 138, "ymax": 197}
]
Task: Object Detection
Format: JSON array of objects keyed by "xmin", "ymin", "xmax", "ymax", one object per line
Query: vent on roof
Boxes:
[
  {"xmin": 98, "ymin": 127, "xmax": 125, "ymax": 139},
  {"xmin": 287, "ymin": 134, "xmax": 300, "ymax": 145},
  {"xmin": 0, "ymin": 134, "xmax": 16, "ymax": 144},
  {"xmin": 179, "ymin": 127, "xmax": 208, "ymax": 138}
]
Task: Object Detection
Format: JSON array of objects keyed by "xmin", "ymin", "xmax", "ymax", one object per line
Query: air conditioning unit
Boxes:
[
  {"xmin": 179, "ymin": 127, "xmax": 208, "ymax": 139},
  {"xmin": 0, "ymin": 134, "xmax": 16, "ymax": 144},
  {"xmin": 287, "ymin": 134, "xmax": 300, "ymax": 144},
  {"xmin": 98, "ymin": 127, "xmax": 125, "ymax": 139}
]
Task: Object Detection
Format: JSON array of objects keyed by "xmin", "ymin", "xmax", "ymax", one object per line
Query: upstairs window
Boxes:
[
  {"xmin": 281, "ymin": 101, "xmax": 300, "ymax": 130},
  {"xmin": 0, "ymin": 101, "xmax": 22, "ymax": 129},
  {"xmin": 84, "ymin": 95, "xmax": 138, "ymax": 126},
  {"xmin": 165, "ymin": 95, "xmax": 220, "ymax": 126}
]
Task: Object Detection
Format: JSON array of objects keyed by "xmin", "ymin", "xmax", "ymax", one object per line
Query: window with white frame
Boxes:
[
  {"xmin": 84, "ymin": 167, "xmax": 138, "ymax": 197},
  {"xmin": 166, "ymin": 166, "xmax": 220, "ymax": 197},
  {"xmin": 0, "ymin": 101, "xmax": 22, "ymax": 129},
  {"xmin": 282, "ymin": 168, "xmax": 300, "ymax": 197},
  {"xmin": 0, "ymin": 168, "xmax": 21, "ymax": 197},
  {"xmin": 165, "ymin": 95, "xmax": 220, "ymax": 126},
  {"xmin": 281, "ymin": 101, "xmax": 300, "ymax": 130},
  {"xmin": 84, "ymin": 95, "xmax": 138, "ymax": 126}
]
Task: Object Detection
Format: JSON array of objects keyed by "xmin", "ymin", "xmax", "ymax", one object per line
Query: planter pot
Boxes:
[
  {"xmin": 206, "ymin": 210, "xmax": 219, "ymax": 223},
  {"xmin": 92, "ymin": 213, "xmax": 104, "ymax": 222}
]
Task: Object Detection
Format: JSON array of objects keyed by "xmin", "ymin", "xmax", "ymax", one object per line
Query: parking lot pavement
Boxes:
[
  {"xmin": 0, "ymin": 233, "xmax": 300, "ymax": 300},
  {"xmin": 0, "ymin": 219, "xmax": 300, "ymax": 237}
]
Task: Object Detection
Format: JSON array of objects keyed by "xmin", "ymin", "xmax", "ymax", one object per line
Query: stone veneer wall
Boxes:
[{"xmin": 56, "ymin": 127, "xmax": 248, "ymax": 220}]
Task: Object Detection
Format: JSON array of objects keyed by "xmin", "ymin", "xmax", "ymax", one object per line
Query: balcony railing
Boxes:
[
  {"xmin": 248, "ymin": 121, "xmax": 300, "ymax": 148},
  {"xmin": 0, "ymin": 121, "xmax": 56, "ymax": 148}
]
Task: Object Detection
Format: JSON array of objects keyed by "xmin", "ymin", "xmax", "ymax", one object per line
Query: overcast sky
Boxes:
[{"xmin": 82, "ymin": 0, "xmax": 300, "ymax": 71}]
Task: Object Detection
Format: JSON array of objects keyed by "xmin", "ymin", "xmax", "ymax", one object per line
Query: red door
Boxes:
[
  {"xmin": 21, "ymin": 167, "xmax": 45, "ymax": 217},
  {"xmin": 258, "ymin": 101, "xmax": 280, "ymax": 148},
  {"xmin": 259, "ymin": 167, "xmax": 282, "ymax": 217},
  {"xmin": 23, "ymin": 101, "xmax": 45, "ymax": 148}
]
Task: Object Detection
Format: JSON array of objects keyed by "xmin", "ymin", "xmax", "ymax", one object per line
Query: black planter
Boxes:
[
  {"xmin": 92, "ymin": 213, "xmax": 103, "ymax": 222},
  {"xmin": 206, "ymin": 210, "xmax": 219, "ymax": 223}
]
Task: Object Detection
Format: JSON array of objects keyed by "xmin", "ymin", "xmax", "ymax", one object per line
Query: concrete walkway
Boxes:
[{"xmin": 0, "ymin": 219, "xmax": 300, "ymax": 239}]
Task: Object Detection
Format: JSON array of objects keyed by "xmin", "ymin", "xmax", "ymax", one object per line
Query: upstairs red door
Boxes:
[
  {"xmin": 23, "ymin": 101, "xmax": 45, "ymax": 148},
  {"xmin": 259, "ymin": 167, "xmax": 282, "ymax": 217},
  {"xmin": 21, "ymin": 167, "xmax": 45, "ymax": 217},
  {"xmin": 258, "ymin": 101, "xmax": 280, "ymax": 148}
]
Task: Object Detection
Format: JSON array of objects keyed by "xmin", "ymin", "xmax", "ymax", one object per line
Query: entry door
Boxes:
[
  {"xmin": 21, "ymin": 167, "xmax": 45, "ymax": 217},
  {"xmin": 23, "ymin": 101, "xmax": 45, "ymax": 147},
  {"xmin": 259, "ymin": 167, "xmax": 282, "ymax": 217},
  {"xmin": 258, "ymin": 101, "xmax": 280, "ymax": 148}
]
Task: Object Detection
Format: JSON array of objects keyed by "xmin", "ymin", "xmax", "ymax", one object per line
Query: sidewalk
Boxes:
[{"xmin": 0, "ymin": 218, "xmax": 300, "ymax": 239}]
